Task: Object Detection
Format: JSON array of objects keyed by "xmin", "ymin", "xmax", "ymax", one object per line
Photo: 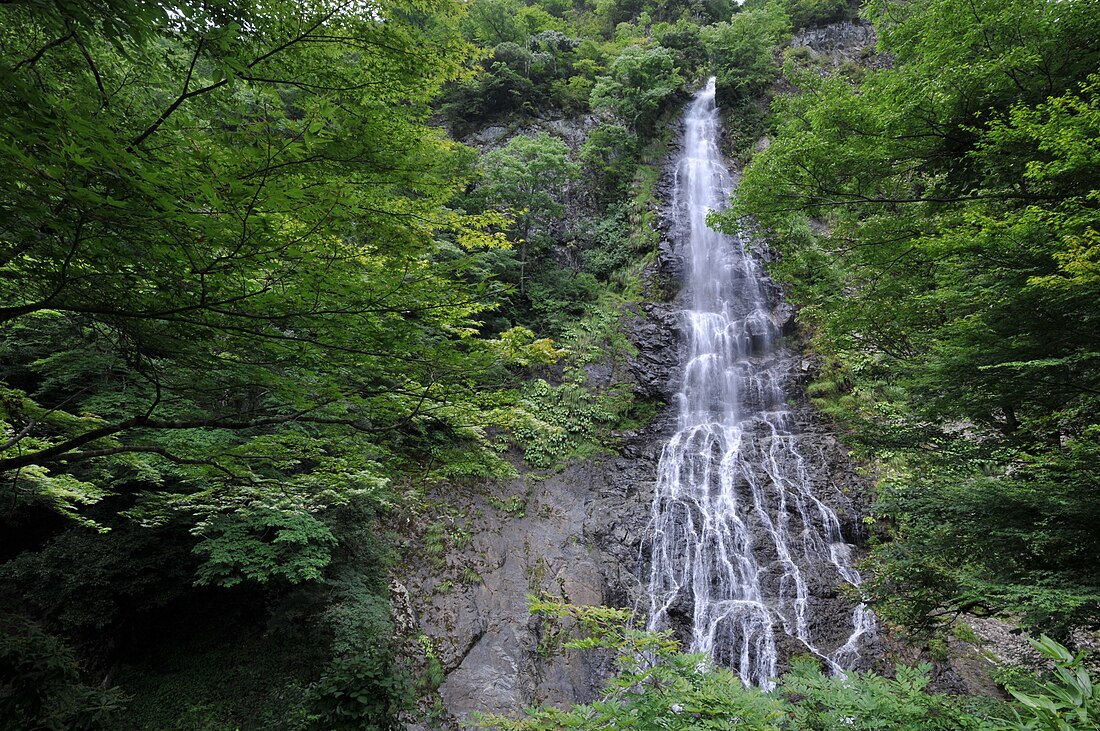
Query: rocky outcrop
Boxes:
[
  {"xmin": 789, "ymin": 20, "xmax": 889, "ymax": 70},
  {"xmin": 399, "ymin": 435, "xmax": 666, "ymax": 728},
  {"xmin": 625, "ymin": 302, "xmax": 681, "ymax": 401},
  {"xmin": 401, "ymin": 97, "xmax": 877, "ymax": 729},
  {"xmin": 791, "ymin": 20, "xmax": 876, "ymax": 54},
  {"xmin": 397, "ymin": 166, "xmax": 685, "ymax": 727},
  {"xmin": 459, "ymin": 112, "xmax": 607, "ymax": 252}
]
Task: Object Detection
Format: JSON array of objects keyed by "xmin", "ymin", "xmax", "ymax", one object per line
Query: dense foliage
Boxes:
[
  {"xmin": 0, "ymin": 0, "xmax": 708, "ymax": 725},
  {"xmin": 0, "ymin": 0, "xmax": 553, "ymax": 727},
  {"xmin": 9, "ymin": 0, "xmax": 1098, "ymax": 725},
  {"xmin": 728, "ymin": 0, "xmax": 1100, "ymax": 634},
  {"xmin": 483, "ymin": 600, "xmax": 1099, "ymax": 731},
  {"xmin": 1, "ymin": 0, "xmax": 529, "ymax": 567}
]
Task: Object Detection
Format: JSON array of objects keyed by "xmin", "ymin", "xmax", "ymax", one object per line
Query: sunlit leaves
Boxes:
[
  {"xmin": 0, "ymin": 0, "xmax": 530, "ymax": 587},
  {"xmin": 192, "ymin": 504, "xmax": 337, "ymax": 587}
]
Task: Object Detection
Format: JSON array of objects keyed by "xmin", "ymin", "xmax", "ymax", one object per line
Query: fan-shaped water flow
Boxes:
[{"xmin": 646, "ymin": 78, "xmax": 875, "ymax": 689}]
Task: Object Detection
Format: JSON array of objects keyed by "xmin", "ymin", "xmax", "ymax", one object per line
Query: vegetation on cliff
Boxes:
[
  {"xmin": 0, "ymin": 0, "xmax": 696, "ymax": 725},
  {"xmin": 482, "ymin": 600, "xmax": 1098, "ymax": 731},
  {"xmin": 2, "ymin": 0, "xmax": 1098, "ymax": 727},
  {"xmin": 726, "ymin": 0, "xmax": 1100, "ymax": 638}
]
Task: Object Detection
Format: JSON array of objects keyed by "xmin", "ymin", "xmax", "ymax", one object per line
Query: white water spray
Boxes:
[{"xmin": 645, "ymin": 78, "xmax": 875, "ymax": 689}]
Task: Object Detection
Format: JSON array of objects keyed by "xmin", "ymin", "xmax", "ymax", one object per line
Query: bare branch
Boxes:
[
  {"xmin": 0, "ymin": 395, "xmax": 452, "ymax": 474},
  {"xmin": 12, "ymin": 33, "xmax": 75, "ymax": 72},
  {"xmin": 0, "ymin": 420, "xmax": 36, "ymax": 452},
  {"xmin": 130, "ymin": 37, "xmax": 209, "ymax": 148},
  {"xmin": 69, "ymin": 24, "xmax": 109, "ymax": 108},
  {"xmin": 63, "ymin": 445, "xmax": 239, "ymax": 477},
  {"xmin": 130, "ymin": 5, "xmax": 344, "ymax": 148}
]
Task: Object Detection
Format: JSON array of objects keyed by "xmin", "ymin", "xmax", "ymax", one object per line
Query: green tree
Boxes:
[
  {"xmin": 728, "ymin": 0, "xmax": 1100, "ymax": 633},
  {"xmin": 590, "ymin": 44, "xmax": 684, "ymax": 134},
  {"xmin": 477, "ymin": 132, "xmax": 580, "ymax": 293},
  {"xmin": 461, "ymin": 0, "xmax": 527, "ymax": 45},
  {"xmin": 752, "ymin": 0, "xmax": 849, "ymax": 31},
  {"xmin": 702, "ymin": 4, "xmax": 791, "ymax": 105},
  {"xmin": 0, "ymin": 0, "xmax": 520, "ymax": 577},
  {"xmin": 580, "ymin": 123, "xmax": 640, "ymax": 203},
  {"xmin": 654, "ymin": 18, "xmax": 708, "ymax": 76}
]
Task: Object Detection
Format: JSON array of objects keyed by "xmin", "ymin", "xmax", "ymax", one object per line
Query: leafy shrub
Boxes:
[
  {"xmin": 300, "ymin": 651, "xmax": 411, "ymax": 731},
  {"xmin": 781, "ymin": 658, "xmax": 999, "ymax": 730},
  {"xmin": 582, "ymin": 204, "xmax": 638, "ymax": 279},
  {"xmin": 512, "ymin": 380, "xmax": 617, "ymax": 467},
  {"xmin": 525, "ymin": 265, "xmax": 601, "ymax": 335},
  {"xmin": 1003, "ymin": 636, "xmax": 1100, "ymax": 731},
  {"xmin": 580, "ymin": 125, "xmax": 640, "ymax": 204},
  {"xmin": 0, "ymin": 614, "xmax": 126, "ymax": 731},
  {"xmin": 440, "ymin": 62, "xmax": 539, "ymax": 132},
  {"xmin": 591, "ymin": 45, "xmax": 684, "ymax": 135},
  {"xmin": 301, "ymin": 560, "xmax": 410, "ymax": 731},
  {"xmin": 192, "ymin": 505, "xmax": 336, "ymax": 588},
  {"xmin": 551, "ymin": 75, "xmax": 593, "ymax": 114}
]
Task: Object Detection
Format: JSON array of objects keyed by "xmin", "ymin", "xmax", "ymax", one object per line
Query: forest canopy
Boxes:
[
  {"xmin": 0, "ymin": 1, "xmax": 557, "ymax": 726},
  {"xmin": 5, "ymin": 0, "xmax": 1100, "ymax": 727},
  {"xmin": 727, "ymin": 0, "xmax": 1100, "ymax": 634},
  {"xmin": 0, "ymin": 0, "xmax": 533, "ymax": 549}
]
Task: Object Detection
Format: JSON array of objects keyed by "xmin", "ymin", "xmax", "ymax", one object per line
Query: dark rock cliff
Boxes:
[{"xmin": 398, "ymin": 99, "xmax": 875, "ymax": 730}]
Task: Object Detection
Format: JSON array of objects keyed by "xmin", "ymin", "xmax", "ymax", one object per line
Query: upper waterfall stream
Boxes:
[{"xmin": 645, "ymin": 78, "xmax": 874, "ymax": 688}]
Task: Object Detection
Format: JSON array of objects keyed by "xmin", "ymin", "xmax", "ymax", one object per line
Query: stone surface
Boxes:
[
  {"xmin": 625, "ymin": 302, "xmax": 682, "ymax": 401},
  {"xmin": 401, "ymin": 453, "xmax": 660, "ymax": 727},
  {"xmin": 400, "ymin": 96, "xmax": 877, "ymax": 729},
  {"xmin": 789, "ymin": 20, "xmax": 889, "ymax": 70}
]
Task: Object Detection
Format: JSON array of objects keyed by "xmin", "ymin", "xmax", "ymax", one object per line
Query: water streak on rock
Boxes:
[{"xmin": 646, "ymin": 78, "xmax": 875, "ymax": 689}]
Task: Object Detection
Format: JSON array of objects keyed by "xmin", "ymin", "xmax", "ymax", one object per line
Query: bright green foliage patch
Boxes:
[
  {"xmin": 191, "ymin": 505, "xmax": 337, "ymax": 588},
  {"xmin": 1003, "ymin": 636, "xmax": 1100, "ymax": 731},
  {"xmin": 702, "ymin": 4, "xmax": 791, "ymax": 106},
  {"xmin": 592, "ymin": 44, "xmax": 686, "ymax": 134},
  {"xmin": 512, "ymin": 380, "xmax": 619, "ymax": 467}
]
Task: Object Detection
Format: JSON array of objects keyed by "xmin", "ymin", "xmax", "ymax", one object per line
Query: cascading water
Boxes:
[{"xmin": 645, "ymin": 78, "xmax": 875, "ymax": 688}]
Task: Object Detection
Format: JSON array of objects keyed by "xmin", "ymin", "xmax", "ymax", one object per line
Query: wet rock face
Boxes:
[
  {"xmin": 789, "ymin": 20, "xmax": 891, "ymax": 71},
  {"xmin": 626, "ymin": 302, "xmax": 682, "ymax": 401},
  {"xmin": 402, "ymin": 101, "xmax": 876, "ymax": 728},
  {"xmin": 637, "ymin": 84, "xmax": 875, "ymax": 682},
  {"xmin": 401, "ymin": 447, "xmax": 664, "ymax": 728}
]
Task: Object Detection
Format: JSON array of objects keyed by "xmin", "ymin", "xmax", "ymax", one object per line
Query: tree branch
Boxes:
[
  {"xmin": 0, "ymin": 420, "xmax": 36, "ymax": 452},
  {"xmin": 130, "ymin": 37, "xmax": 209, "ymax": 148},
  {"xmin": 64, "ymin": 445, "xmax": 235, "ymax": 474},
  {"xmin": 12, "ymin": 33, "xmax": 75, "ymax": 72},
  {"xmin": 130, "ymin": 6, "xmax": 343, "ymax": 149},
  {"xmin": 69, "ymin": 23, "xmax": 109, "ymax": 108},
  {"xmin": 0, "ymin": 396, "xmax": 451, "ymax": 473}
]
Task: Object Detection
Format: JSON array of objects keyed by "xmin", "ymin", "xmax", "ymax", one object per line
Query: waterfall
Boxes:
[{"xmin": 645, "ymin": 78, "xmax": 875, "ymax": 689}]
